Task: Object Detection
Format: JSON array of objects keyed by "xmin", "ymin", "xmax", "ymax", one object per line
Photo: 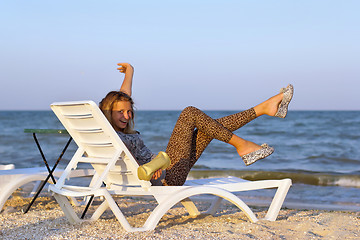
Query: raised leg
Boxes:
[{"xmin": 164, "ymin": 107, "xmax": 257, "ymax": 186}]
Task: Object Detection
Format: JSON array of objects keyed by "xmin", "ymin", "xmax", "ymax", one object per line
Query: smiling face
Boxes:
[
  {"xmin": 99, "ymin": 91, "xmax": 136, "ymax": 133},
  {"xmin": 111, "ymin": 100, "xmax": 133, "ymax": 131}
]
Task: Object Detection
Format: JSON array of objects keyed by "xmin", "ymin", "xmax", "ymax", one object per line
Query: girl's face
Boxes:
[{"xmin": 111, "ymin": 100, "xmax": 133, "ymax": 131}]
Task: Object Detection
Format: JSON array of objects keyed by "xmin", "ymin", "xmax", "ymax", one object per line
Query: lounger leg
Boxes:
[
  {"xmin": 29, "ymin": 180, "xmax": 43, "ymax": 198},
  {"xmin": 101, "ymin": 191, "xmax": 137, "ymax": 232},
  {"xmin": 180, "ymin": 197, "xmax": 200, "ymax": 217},
  {"xmin": 263, "ymin": 179, "xmax": 292, "ymax": 221},
  {"xmin": 142, "ymin": 187, "xmax": 259, "ymax": 232},
  {"xmin": 90, "ymin": 199, "xmax": 109, "ymax": 221},
  {"xmin": 205, "ymin": 196, "xmax": 223, "ymax": 215},
  {"xmin": 53, "ymin": 193, "xmax": 81, "ymax": 224}
]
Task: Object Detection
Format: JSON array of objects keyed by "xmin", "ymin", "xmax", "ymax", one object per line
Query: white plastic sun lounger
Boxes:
[
  {"xmin": 48, "ymin": 100, "xmax": 292, "ymax": 232},
  {"xmin": 0, "ymin": 166, "xmax": 94, "ymax": 212},
  {"xmin": 0, "ymin": 166, "xmax": 61, "ymax": 212}
]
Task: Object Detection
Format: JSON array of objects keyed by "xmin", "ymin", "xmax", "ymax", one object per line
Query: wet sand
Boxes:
[{"xmin": 1, "ymin": 195, "xmax": 359, "ymax": 239}]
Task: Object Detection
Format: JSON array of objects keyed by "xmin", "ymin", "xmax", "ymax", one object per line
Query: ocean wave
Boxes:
[
  {"xmin": 188, "ymin": 169, "xmax": 360, "ymax": 188},
  {"xmin": 305, "ymin": 155, "xmax": 360, "ymax": 164}
]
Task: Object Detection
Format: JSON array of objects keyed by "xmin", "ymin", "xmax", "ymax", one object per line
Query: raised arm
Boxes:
[{"xmin": 117, "ymin": 63, "xmax": 134, "ymax": 96}]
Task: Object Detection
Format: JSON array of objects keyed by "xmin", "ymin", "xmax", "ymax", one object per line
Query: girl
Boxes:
[{"xmin": 99, "ymin": 63, "xmax": 293, "ymax": 186}]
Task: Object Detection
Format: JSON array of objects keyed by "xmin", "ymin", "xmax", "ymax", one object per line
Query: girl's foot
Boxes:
[
  {"xmin": 254, "ymin": 84, "xmax": 294, "ymax": 118},
  {"xmin": 266, "ymin": 93, "xmax": 284, "ymax": 117},
  {"xmin": 240, "ymin": 143, "xmax": 274, "ymax": 166},
  {"xmin": 236, "ymin": 140, "xmax": 262, "ymax": 156},
  {"xmin": 235, "ymin": 140, "xmax": 274, "ymax": 166},
  {"xmin": 229, "ymin": 136, "xmax": 274, "ymax": 166},
  {"xmin": 254, "ymin": 93, "xmax": 283, "ymax": 117}
]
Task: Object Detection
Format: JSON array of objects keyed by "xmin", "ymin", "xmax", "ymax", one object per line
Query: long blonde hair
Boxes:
[{"xmin": 99, "ymin": 91, "xmax": 136, "ymax": 134}]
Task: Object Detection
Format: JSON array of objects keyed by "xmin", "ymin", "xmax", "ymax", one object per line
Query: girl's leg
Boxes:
[
  {"xmin": 165, "ymin": 106, "xmax": 234, "ymax": 167},
  {"xmin": 164, "ymin": 91, "xmax": 286, "ymax": 186},
  {"xmin": 192, "ymin": 108, "xmax": 257, "ymax": 161},
  {"xmin": 192, "ymin": 91, "xmax": 285, "ymax": 160},
  {"xmin": 164, "ymin": 106, "xmax": 257, "ymax": 186}
]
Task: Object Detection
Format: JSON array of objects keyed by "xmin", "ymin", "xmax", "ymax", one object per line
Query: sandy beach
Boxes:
[{"xmin": 1, "ymin": 194, "xmax": 359, "ymax": 240}]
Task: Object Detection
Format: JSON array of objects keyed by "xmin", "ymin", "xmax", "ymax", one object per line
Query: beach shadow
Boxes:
[
  {"xmin": 0, "ymin": 215, "xmax": 69, "ymax": 239},
  {"xmin": 1, "ymin": 195, "xmax": 279, "ymax": 235},
  {"xmin": 80, "ymin": 196, "xmax": 257, "ymax": 230}
]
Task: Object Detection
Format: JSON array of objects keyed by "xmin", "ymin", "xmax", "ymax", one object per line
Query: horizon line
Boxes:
[{"xmin": 1, "ymin": 109, "xmax": 360, "ymax": 112}]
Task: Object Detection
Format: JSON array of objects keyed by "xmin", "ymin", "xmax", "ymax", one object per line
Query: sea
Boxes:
[{"xmin": 0, "ymin": 110, "xmax": 359, "ymax": 211}]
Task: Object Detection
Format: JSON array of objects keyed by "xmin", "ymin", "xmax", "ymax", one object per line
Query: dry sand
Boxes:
[{"xmin": 1, "ymin": 195, "xmax": 359, "ymax": 240}]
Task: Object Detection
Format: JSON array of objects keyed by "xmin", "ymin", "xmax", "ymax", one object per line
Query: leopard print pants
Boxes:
[{"xmin": 163, "ymin": 106, "xmax": 257, "ymax": 186}]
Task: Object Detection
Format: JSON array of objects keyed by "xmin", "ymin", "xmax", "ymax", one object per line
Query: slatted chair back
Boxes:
[{"xmin": 50, "ymin": 101, "xmax": 150, "ymax": 190}]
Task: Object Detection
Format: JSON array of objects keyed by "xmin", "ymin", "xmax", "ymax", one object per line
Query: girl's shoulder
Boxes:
[{"xmin": 117, "ymin": 130, "xmax": 140, "ymax": 135}]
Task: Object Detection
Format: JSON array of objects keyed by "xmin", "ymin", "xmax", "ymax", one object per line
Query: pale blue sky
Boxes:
[{"xmin": 1, "ymin": 0, "xmax": 359, "ymax": 110}]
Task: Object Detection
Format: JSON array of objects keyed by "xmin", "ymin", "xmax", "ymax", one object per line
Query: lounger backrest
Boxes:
[{"xmin": 51, "ymin": 101, "xmax": 151, "ymax": 190}]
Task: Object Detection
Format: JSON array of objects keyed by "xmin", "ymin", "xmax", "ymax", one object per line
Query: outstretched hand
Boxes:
[
  {"xmin": 117, "ymin": 63, "xmax": 134, "ymax": 74},
  {"xmin": 117, "ymin": 62, "xmax": 134, "ymax": 96}
]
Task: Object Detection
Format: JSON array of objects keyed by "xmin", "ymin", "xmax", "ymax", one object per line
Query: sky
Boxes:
[{"xmin": 1, "ymin": 0, "xmax": 359, "ymax": 110}]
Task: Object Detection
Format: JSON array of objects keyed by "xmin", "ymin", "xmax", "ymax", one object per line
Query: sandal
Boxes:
[
  {"xmin": 275, "ymin": 84, "xmax": 294, "ymax": 118},
  {"xmin": 241, "ymin": 143, "xmax": 274, "ymax": 166}
]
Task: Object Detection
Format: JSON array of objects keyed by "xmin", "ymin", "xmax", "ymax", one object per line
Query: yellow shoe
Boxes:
[{"xmin": 137, "ymin": 151, "xmax": 171, "ymax": 181}]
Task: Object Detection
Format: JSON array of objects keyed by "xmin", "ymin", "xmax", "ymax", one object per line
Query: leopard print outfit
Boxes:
[{"xmin": 164, "ymin": 106, "xmax": 257, "ymax": 186}]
